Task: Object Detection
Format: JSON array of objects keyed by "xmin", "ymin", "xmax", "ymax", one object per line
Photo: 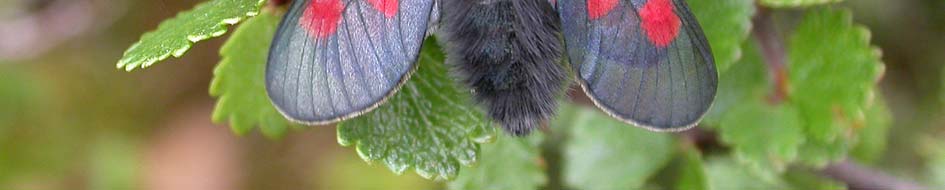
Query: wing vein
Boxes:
[
  {"xmin": 298, "ymin": 3, "xmax": 315, "ymax": 117},
  {"xmin": 395, "ymin": 1, "xmax": 408, "ymax": 57},
  {"xmin": 334, "ymin": 21, "xmax": 353, "ymax": 111},
  {"xmin": 610, "ymin": 6, "xmax": 639, "ymax": 115},
  {"xmin": 354, "ymin": 1, "xmax": 389, "ymax": 97},
  {"xmin": 675, "ymin": 0, "xmax": 710, "ymax": 110},
  {"xmin": 336, "ymin": 2, "xmax": 374, "ymax": 105}
]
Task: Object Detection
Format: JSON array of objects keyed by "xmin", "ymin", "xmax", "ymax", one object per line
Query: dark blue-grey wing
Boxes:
[
  {"xmin": 559, "ymin": 0, "xmax": 717, "ymax": 131},
  {"xmin": 266, "ymin": 0, "xmax": 434, "ymax": 124}
]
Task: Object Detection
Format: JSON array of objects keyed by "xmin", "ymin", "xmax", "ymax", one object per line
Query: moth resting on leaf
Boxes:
[{"xmin": 265, "ymin": 0, "xmax": 717, "ymax": 135}]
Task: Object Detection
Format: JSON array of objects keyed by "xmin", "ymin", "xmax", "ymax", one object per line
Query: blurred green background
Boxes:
[{"xmin": 0, "ymin": 0, "xmax": 943, "ymax": 189}]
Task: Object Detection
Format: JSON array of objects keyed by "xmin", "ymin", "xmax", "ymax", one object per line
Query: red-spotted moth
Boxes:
[{"xmin": 266, "ymin": 0, "xmax": 717, "ymax": 135}]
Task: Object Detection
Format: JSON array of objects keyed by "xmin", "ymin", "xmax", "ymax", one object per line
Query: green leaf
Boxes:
[
  {"xmin": 787, "ymin": 8, "xmax": 884, "ymax": 166},
  {"xmin": 759, "ymin": 0, "xmax": 840, "ymax": 8},
  {"xmin": 850, "ymin": 95, "xmax": 892, "ymax": 164},
  {"xmin": 675, "ymin": 148, "xmax": 709, "ymax": 190},
  {"xmin": 337, "ymin": 39, "xmax": 496, "ymax": 181},
  {"xmin": 719, "ymin": 101, "xmax": 805, "ymax": 181},
  {"xmin": 705, "ymin": 157, "xmax": 790, "ymax": 190},
  {"xmin": 117, "ymin": 0, "xmax": 266, "ymax": 71},
  {"xmin": 210, "ymin": 9, "xmax": 291, "ymax": 138},
  {"xmin": 448, "ymin": 134, "xmax": 546, "ymax": 190},
  {"xmin": 702, "ymin": 41, "xmax": 768, "ymax": 126},
  {"xmin": 783, "ymin": 169, "xmax": 847, "ymax": 190},
  {"xmin": 797, "ymin": 140, "xmax": 849, "ymax": 168},
  {"xmin": 686, "ymin": 0, "xmax": 755, "ymax": 72},
  {"xmin": 561, "ymin": 104, "xmax": 674, "ymax": 190}
]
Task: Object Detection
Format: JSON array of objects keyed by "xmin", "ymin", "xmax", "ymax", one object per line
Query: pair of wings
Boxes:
[{"xmin": 266, "ymin": 0, "xmax": 717, "ymax": 130}]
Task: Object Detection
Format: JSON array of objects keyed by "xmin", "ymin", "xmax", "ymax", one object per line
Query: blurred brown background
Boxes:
[
  {"xmin": 0, "ymin": 0, "xmax": 943, "ymax": 189},
  {"xmin": 0, "ymin": 0, "xmax": 434, "ymax": 189}
]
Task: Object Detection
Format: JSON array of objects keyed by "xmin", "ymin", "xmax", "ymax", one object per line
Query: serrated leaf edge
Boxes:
[{"xmin": 117, "ymin": 0, "xmax": 266, "ymax": 72}]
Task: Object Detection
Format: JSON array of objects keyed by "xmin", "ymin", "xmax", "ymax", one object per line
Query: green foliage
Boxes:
[
  {"xmin": 705, "ymin": 7, "xmax": 887, "ymax": 184},
  {"xmin": 702, "ymin": 42, "xmax": 768, "ymax": 126},
  {"xmin": 116, "ymin": 0, "xmax": 265, "ymax": 71},
  {"xmin": 337, "ymin": 40, "xmax": 496, "ymax": 181},
  {"xmin": 720, "ymin": 101, "xmax": 805, "ymax": 181},
  {"xmin": 675, "ymin": 148, "xmax": 709, "ymax": 190},
  {"xmin": 115, "ymin": 0, "xmax": 894, "ymax": 188},
  {"xmin": 706, "ymin": 41, "xmax": 807, "ymax": 180},
  {"xmin": 850, "ymin": 96, "xmax": 892, "ymax": 164},
  {"xmin": 787, "ymin": 7, "xmax": 885, "ymax": 166},
  {"xmin": 210, "ymin": 9, "xmax": 292, "ymax": 138},
  {"xmin": 687, "ymin": 0, "xmax": 755, "ymax": 72},
  {"xmin": 760, "ymin": 0, "xmax": 841, "ymax": 8},
  {"xmin": 705, "ymin": 157, "xmax": 790, "ymax": 190},
  {"xmin": 560, "ymin": 105, "xmax": 674, "ymax": 190},
  {"xmin": 782, "ymin": 169, "xmax": 847, "ymax": 190},
  {"xmin": 705, "ymin": 157, "xmax": 848, "ymax": 190},
  {"xmin": 448, "ymin": 135, "xmax": 546, "ymax": 190}
]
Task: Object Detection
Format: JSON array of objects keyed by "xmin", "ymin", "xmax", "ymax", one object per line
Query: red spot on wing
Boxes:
[
  {"xmin": 639, "ymin": 0, "xmax": 681, "ymax": 47},
  {"xmin": 367, "ymin": 0, "xmax": 399, "ymax": 18},
  {"xmin": 300, "ymin": 0, "xmax": 344, "ymax": 39},
  {"xmin": 587, "ymin": 0, "xmax": 618, "ymax": 19}
]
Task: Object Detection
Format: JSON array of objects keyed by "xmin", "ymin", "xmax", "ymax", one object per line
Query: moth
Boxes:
[{"xmin": 265, "ymin": 0, "xmax": 717, "ymax": 135}]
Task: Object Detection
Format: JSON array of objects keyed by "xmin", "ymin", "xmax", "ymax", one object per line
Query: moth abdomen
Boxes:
[{"xmin": 440, "ymin": 0, "xmax": 567, "ymax": 135}]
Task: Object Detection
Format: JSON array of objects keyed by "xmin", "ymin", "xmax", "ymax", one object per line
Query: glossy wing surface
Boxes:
[
  {"xmin": 559, "ymin": 0, "xmax": 717, "ymax": 130},
  {"xmin": 266, "ymin": 0, "xmax": 434, "ymax": 124}
]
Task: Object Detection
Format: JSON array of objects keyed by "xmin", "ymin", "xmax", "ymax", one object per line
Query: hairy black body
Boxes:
[{"xmin": 439, "ymin": 0, "xmax": 567, "ymax": 135}]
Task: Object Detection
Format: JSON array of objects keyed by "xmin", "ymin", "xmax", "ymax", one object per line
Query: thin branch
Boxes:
[
  {"xmin": 751, "ymin": 7, "xmax": 790, "ymax": 105},
  {"xmin": 680, "ymin": 127, "xmax": 720, "ymax": 152},
  {"xmin": 823, "ymin": 161, "xmax": 928, "ymax": 190}
]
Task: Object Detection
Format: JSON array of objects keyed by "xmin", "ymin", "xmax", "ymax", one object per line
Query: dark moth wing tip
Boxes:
[{"xmin": 578, "ymin": 81, "xmax": 713, "ymax": 132}]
